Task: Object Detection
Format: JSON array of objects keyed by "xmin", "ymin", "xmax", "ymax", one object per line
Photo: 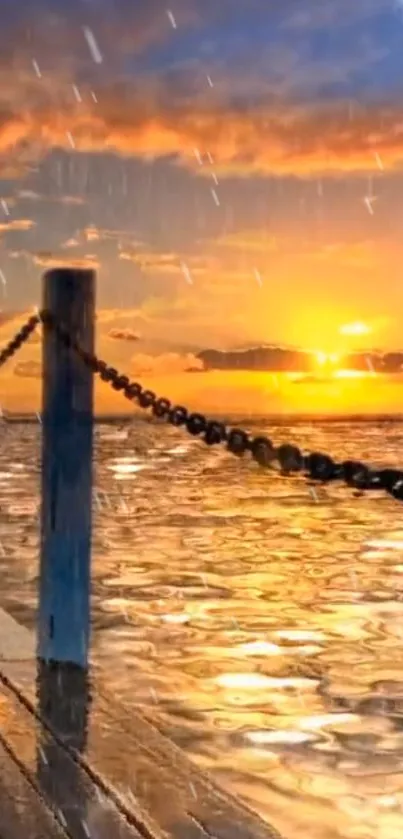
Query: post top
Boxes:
[{"xmin": 44, "ymin": 266, "xmax": 95, "ymax": 282}]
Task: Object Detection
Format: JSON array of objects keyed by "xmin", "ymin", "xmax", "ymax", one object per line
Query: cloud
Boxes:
[
  {"xmin": 9, "ymin": 89, "xmax": 402, "ymax": 179},
  {"xmin": 84, "ymin": 226, "xmax": 142, "ymax": 244},
  {"xmin": 58, "ymin": 196, "xmax": 87, "ymax": 206},
  {"xmin": 84, "ymin": 226, "xmax": 101, "ymax": 243},
  {"xmin": 62, "ymin": 238, "xmax": 80, "ymax": 248},
  {"xmin": 94, "ymin": 308, "xmax": 153, "ymax": 326},
  {"xmin": 17, "ymin": 191, "xmax": 41, "ymax": 201},
  {"xmin": 130, "ymin": 351, "xmax": 204, "ymax": 374},
  {"xmin": 8, "ymin": 249, "xmax": 29, "ymax": 259},
  {"xmin": 0, "ymin": 2, "xmax": 400, "ymax": 179},
  {"xmin": 32, "ymin": 252, "xmax": 100, "ymax": 269},
  {"xmin": 17, "ymin": 191, "xmax": 85, "ymax": 205},
  {"xmin": 199, "ymin": 346, "xmax": 314, "ymax": 372},
  {"xmin": 213, "ymin": 230, "xmax": 279, "ymax": 253},
  {"xmin": 284, "ymin": 0, "xmax": 390, "ymax": 30},
  {"xmin": 197, "ymin": 345, "xmax": 403, "ymax": 373},
  {"xmin": 108, "ymin": 328, "xmax": 141, "ymax": 342},
  {"xmin": 13, "ymin": 360, "xmax": 41, "ymax": 378},
  {"xmin": 118, "ymin": 248, "xmax": 209, "ymax": 276},
  {"xmin": 0, "ymin": 219, "xmax": 35, "ymax": 232}
]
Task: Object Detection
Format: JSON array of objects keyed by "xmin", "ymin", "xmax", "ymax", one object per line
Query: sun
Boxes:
[
  {"xmin": 312, "ymin": 320, "xmax": 376, "ymax": 376},
  {"xmin": 315, "ymin": 351, "xmax": 340, "ymax": 368},
  {"xmin": 313, "ymin": 347, "xmax": 376, "ymax": 380}
]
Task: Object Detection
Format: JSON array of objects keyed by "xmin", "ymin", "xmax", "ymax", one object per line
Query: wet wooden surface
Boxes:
[
  {"xmin": 0, "ymin": 675, "xmax": 142, "ymax": 839},
  {"xmin": 0, "ymin": 738, "xmax": 67, "ymax": 839},
  {"xmin": 0, "ymin": 655, "xmax": 283, "ymax": 839},
  {"xmin": 0, "ymin": 607, "xmax": 283, "ymax": 839}
]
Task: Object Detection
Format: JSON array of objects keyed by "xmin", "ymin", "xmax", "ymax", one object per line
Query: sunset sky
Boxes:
[{"xmin": 1, "ymin": 0, "xmax": 403, "ymax": 412}]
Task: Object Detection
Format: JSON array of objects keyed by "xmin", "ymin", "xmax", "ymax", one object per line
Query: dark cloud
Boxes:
[
  {"xmin": 198, "ymin": 346, "xmax": 403, "ymax": 373},
  {"xmin": 108, "ymin": 328, "xmax": 140, "ymax": 342}
]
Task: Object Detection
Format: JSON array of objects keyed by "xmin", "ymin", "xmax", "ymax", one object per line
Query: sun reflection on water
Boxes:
[{"xmin": 1, "ymin": 419, "xmax": 403, "ymax": 838}]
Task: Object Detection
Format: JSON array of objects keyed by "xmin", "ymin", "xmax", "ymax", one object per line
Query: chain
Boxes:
[
  {"xmin": 1, "ymin": 311, "xmax": 401, "ymax": 502},
  {"xmin": 0, "ymin": 314, "xmax": 40, "ymax": 368},
  {"xmin": 37, "ymin": 309, "xmax": 403, "ymax": 503}
]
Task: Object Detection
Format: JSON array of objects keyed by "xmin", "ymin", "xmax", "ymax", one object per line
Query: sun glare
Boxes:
[
  {"xmin": 314, "ymin": 351, "xmax": 340, "ymax": 367},
  {"xmin": 339, "ymin": 321, "xmax": 372, "ymax": 336},
  {"xmin": 312, "ymin": 349, "xmax": 377, "ymax": 380},
  {"xmin": 334, "ymin": 369, "xmax": 374, "ymax": 379},
  {"xmin": 310, "ymin": 320, "xmax": 377, "ymax": 379}
]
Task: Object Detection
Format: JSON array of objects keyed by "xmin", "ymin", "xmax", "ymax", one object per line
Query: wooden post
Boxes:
[{"xmin": 38, "ymin": 268, "xmax": 95, "ymax": 669}]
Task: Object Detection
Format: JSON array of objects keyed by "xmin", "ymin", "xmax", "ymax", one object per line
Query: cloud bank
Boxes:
[
  {"xmin": 130, "ymin": 352, "xmax": 204, "ymax": 375},
  {"xmin": 0, "ymin": 0, "xmax": 401, "ymax": 179},
  {"xmin": 198, "ymin": 346, "xmax": 403, "ymax": 373}
]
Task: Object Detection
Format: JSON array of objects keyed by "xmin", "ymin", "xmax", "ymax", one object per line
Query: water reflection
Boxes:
[{"xmin": 1, "ymin": 418, "xmax": 403, "ymax": 837}]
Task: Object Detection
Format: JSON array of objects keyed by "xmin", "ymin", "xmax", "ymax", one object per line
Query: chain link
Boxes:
[
  {"xmin": 0, "ymin": 313, "xmax": 40, "ymax": 368},
  {"xmin": 37, "ymin": 310, "xmax": 403, "ymax": 503}
]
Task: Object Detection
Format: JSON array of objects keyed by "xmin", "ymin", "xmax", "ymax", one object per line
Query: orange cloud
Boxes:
[
  {"xmin": 0, "ymin": 0, "xmax": 397, "ymax": 180},
  {"xmin": 32, "ymin": 252, "xmax": 100, "ymax": 269},
  {"xmin": 130, "ymin": 352, "xmax": 204, "ymax": 374},
  {"xmin": 28, "ymin": 96, "xmax": 403, "ymax": 176},
  {"xmin": 0, "ymin": 60, "xmax": 401, "ymax": 179},
  {"xmin": 0, "ymin": 219, "xmax": 35, "ymax": 232},
  {"xmin": 13, "ymin": 360, "xmax": 41, "ymax": 378}
]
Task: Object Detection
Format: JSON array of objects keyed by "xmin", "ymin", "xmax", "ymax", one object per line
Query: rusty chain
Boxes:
[
  {"xmin": 0, "ymin": 313, "xmax": 40, "ymax": 368},
  {"xmin": 0, "ymin": 310, "xmax": 402, "ymax": 501}
]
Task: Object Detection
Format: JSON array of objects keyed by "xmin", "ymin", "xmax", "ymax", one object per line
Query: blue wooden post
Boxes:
[{"xmin": 38, "ymin": 268, "xmax": 95, "ymax": 669}]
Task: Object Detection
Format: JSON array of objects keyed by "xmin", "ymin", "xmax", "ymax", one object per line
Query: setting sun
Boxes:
[
  {"xmin": 310, "ymin": 348, "xmax": 377, "ymax": 383},
  {"xmin": 315, "ymin": 351, "xmax": 340, "ymax": 366}
]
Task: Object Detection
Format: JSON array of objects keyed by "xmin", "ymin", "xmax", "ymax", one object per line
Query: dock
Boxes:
[{"xmin": 0, "ymin": 608, "xmax": 282, "ymax": 839}]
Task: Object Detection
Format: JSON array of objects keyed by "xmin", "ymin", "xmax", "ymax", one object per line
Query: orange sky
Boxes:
[
  {"xmin": 1, "ymin": 1, "xmax": 403, "ymax": 411},
  {"xmin": 0, "ymin": 311, "xmax": 402, "ymax": 416}
]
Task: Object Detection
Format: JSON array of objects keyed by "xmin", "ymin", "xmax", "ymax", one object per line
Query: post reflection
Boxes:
[{"xmin": 36, "ymin": 660, "xmax": 91, "ymax": 839}]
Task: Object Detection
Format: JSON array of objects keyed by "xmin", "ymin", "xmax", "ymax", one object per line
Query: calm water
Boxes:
[{"xmin": 2, "ymin": 416, "xmax": 403, "ymax": 839}]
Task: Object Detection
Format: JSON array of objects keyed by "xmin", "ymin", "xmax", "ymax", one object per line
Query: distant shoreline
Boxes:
[{"xmin": 3, "ymin": 412, "xmax": 403, "ymax": 425}]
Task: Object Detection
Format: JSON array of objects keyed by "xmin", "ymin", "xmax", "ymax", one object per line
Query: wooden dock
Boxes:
[{"xmin": 0, "ymin": 608, "xmax": 282, "ymax": 839}]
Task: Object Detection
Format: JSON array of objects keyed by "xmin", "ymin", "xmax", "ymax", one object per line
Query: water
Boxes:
[{"xmin": 1, "ymin": 416, "xmax": 403, "ymax": 839}]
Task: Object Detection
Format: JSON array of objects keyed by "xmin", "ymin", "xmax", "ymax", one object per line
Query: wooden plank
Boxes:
[
  {"xmin": 0, "ymin": 656, "xmax": 283, "ymax": 839},
  {"xmin": 0, "ymin": 739, "xmax": 67, "ymax": 839},
  {"xmin": 0, "ymin": 674, "xmax": 143, "ymax": 839},
  {"xmin": 0, "ymin": 608, "xmax": 35, "ymax": 661},
  {"xmin": 87, "ymin": 685, "xmax": 283, "ymax": 839}
]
